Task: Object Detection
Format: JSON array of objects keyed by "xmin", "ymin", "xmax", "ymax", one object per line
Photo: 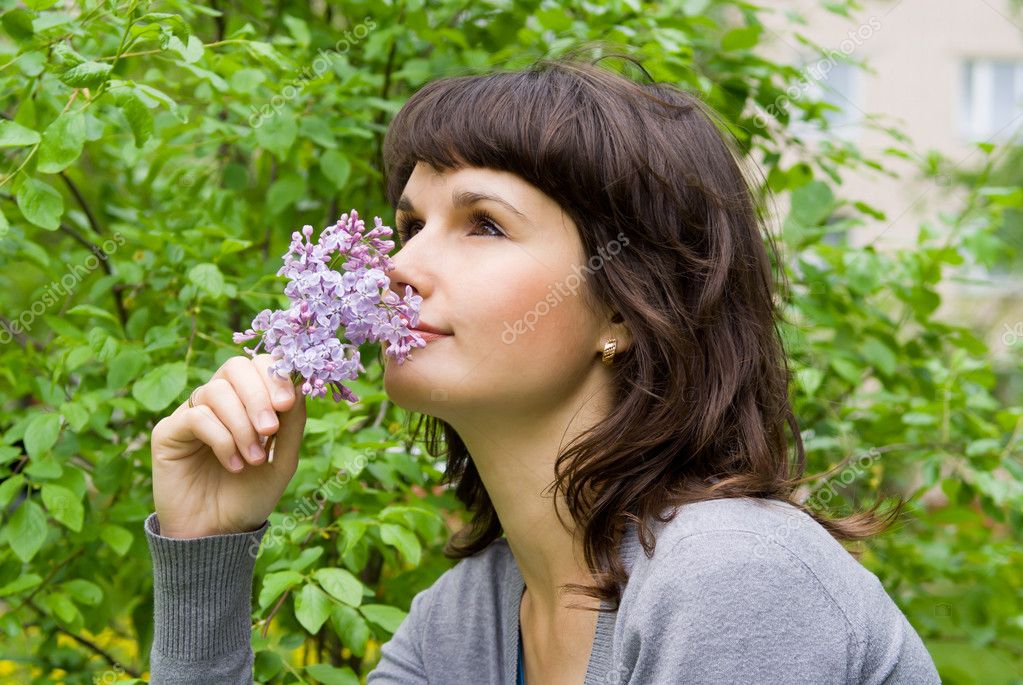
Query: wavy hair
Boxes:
[{"xmin": 380, "ymin": 53, "xmax": 905, "ymax": 611}]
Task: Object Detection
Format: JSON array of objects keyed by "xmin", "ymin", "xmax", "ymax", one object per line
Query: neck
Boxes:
[{"xmin": 444, "ymin": 377, "xmax": 613, "ymax": 618}]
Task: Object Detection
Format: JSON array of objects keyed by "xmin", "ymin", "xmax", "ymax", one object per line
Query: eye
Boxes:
[
  {"xmin": 466, "ymin": 209, "xmax": 505, "ymax": 238},
  {"xmin": 396, "ymin": 209, "xmax": 506, "ymax": 243},
  {"xmin": 395, "ymin": 217, "xmax": 421, "ymax": 244}
]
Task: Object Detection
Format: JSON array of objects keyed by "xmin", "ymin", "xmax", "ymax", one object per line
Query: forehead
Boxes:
[
  {"xmin": 400, "ymin": 163, "xmax": 566, "ymax": 224},
  {"xmin": 405, "ymin": 162, "xmax": 515, "ymax": 191}
]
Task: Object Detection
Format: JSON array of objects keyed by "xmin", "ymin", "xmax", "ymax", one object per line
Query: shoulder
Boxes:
[
  {"xmin": 625, "ymin": 497, "xmax": 879, "ymax": 633},
  {"xmin": 617, "ymin": 497, "xmax": 939, "ymax": 684}
]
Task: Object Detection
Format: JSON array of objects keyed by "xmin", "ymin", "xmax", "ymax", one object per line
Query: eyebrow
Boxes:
[{"xmin": 396, "ymin": 189, "xmax": 529, "ymax": 223}]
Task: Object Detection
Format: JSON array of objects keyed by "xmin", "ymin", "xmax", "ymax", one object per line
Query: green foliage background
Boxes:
[{"xmin": 0, "ymin": 0, "xmax": 1021, "ymax": 683}]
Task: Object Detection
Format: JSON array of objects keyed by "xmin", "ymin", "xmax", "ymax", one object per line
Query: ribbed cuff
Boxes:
[{"xmin": 144, "ymin": 512, "xmax": 270, "ymax": 661}]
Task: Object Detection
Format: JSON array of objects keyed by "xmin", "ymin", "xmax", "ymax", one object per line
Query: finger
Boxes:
[
  {"xmin": 184, "ymin": 405, "xmax": 246, "ymax": 473},
  {"xmin": 252, "ymin": 353, "xmax": 297, "ymax": 414},
  {"xmin": 195, "ymin": 377, "xmax": 267, "ymax": 465},
  {"xmin": 213, "ymin": 356, "xmax": 280, "ymax": 439}
]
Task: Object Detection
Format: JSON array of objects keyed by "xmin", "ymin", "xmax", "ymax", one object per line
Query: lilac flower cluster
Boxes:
[{"xmin": 233, "ymin": 209, "xmax": 425, "ymax": 403}]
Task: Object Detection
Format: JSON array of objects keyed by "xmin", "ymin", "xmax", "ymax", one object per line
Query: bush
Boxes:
[{"xmin": 0, "ymin": 0, "xmax": 1020, "ymax": 682}]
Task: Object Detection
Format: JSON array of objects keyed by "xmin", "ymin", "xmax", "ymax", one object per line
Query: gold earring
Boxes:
[{"xmin": 601, "ymin": 338, "xmax": 617, "ymax": 366}]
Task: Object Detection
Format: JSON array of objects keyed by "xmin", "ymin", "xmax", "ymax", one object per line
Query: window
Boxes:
[
  {"xmin": 792, "ymin": 58, "xmax": 865, "ymax": 142},
  {"xmin": 960, "ymin": 58, "xmax": 1023, "ymax": 141}
]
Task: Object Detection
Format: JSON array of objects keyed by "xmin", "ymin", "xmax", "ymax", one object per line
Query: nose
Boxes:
[{"xmin": 386, "ymin": 240, "xmax": 424, "ymax": 303}]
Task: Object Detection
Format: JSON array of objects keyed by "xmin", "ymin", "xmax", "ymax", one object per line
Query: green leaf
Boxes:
[
  {"xmin": 99, "ymin": 524, "xmax": 133, "ymax": 556},
  {"xmin": 266, "ymin": 173, "xmax": 306, "ymax": 214},
  {"xmin": 0, "ymin": 573, "xmax": 42, "ymax": 597},
  {"xmin": 107, "ymin": 349, "xmax": 149, "ymax": 390},
  {"xmin": 721, "ymin": 25, "xmax": 762, "ymax": 51},
  {"xmin": 860, "ymin": 337, "xmax": 897, "ymax": 377},
  {"xmin": 320, "ymin": 150, "xmax": 351, "ymax": 189},
  {"xmin": 41, "ymin": 591, "xmax": 80, "ymax": 624},
  {"xmin": 42, "ymin": 483, "xmax": 84, "ymax": 532},
  {"xmin": 0, "ymin": 120, "xmax": 40, "ymax": 147},
  {"xmin": 51, "ymin": 42, "xmax": 85, "ymax": 68},
  {"xmin": 1, "ymin": 8, "xmax": 35, "ymax": 41},
  {"xmin": 0, "ymin": 446, "xmax": 20, "ymax": 467},
  {"xmin": 299, "ymin": 117, "xmax": 336, "ymax": 148},
  {"xmin": 359, "ymin": 603, "xmax": 407, "ymax": 634},
  {"xmin": 313, "ymin": 568, "xmax": 363, "ymax": 607},
  {"xmin": 229, "ymin": 68, "xmax": 265, "ymax": 94},
  {"xmin": 218, "ymin": 238, "xmax": 253, "ymax": 257},
  {"xmin": 67, "ymin": 304, "xmax": 121, "ymax": 326},
  {"xmin": 294, "ymin": 583, "xmax": 334, "ymax": 633},
  {"xmin": 5, "ymin": 499, "xmax": 48, "ymax": 562},
  {"xmin": 795, "ymin": 367, "xmax": 824, "ymax": 397},
  {"xmin": 245, "ymin": 41, "xmax": 286, "ymax": 69},
  {"xmin": 168, "ymin": 34, "xmax": 204, "ymax": 63},
  {"xmin": 305, "ymin": 664, "xmax": 358, "ymax": 685},
  {"xmin": 536, "ymin": 7, "xmax": 572, "ymax": 31},
  {"xmin": 16, "ymin": 177, "xmax": 64, "ymax": 230},
  {"xmin": 59, "ymin": 401, "xmax": 89, "ymax": 432},
  {"xmin": 24, "ymin": 412, "xmax": 62, "ymax": 458},
  {"xmin": 329, "ymin": 606, "xmax": 370, "ymax": 657},
  {"xmin": 115, "ymin": 92, "xmax": 154, "ymax": 147},
  {"xmin": 59, "ymin": 61, "xmax": 113, "ymax": 88},
  {"xmin": 379, "ymin": 523, "xmax": 421, "ymax": 566},
  {"xmin": 255, "ymin": 116, "xmax": 297, "ymax": 161},
  {"xmin": 828, "ymin": 356, "xmax": 861, "ymax": 385},
  {"xmin": 902, "ymin": 412, "xmax": 938, "ymax": 426},
  {"xmin": 37, "ymin": 111, "xmax": 86, "ymax": 173},
  {"xmin": 188, "ymin": 262, "xmax": 226, "ymax": 298},
  {"xmin": 132, "ymin": 361, "xmax": 187, "ymax": 412},
  {"xmin": 258, "ymin": 570, "xmax": 304, "ymax": 610},
  {"xmin": 61, "ymin": 579, "xmax": 102, "ymax": 605},
  {"xmin": 287, "ymin": 545, "xmax": 324, "ymax": 572},
  {"xmin": 282, "ymin": 15, "xmax": 311, "ymax": 46},
  {"xmin": 790, "ymin": 180, "xmax": 835, "ymax": 227},
  {"xmin": 0, "ymin": 475, "xmax": 25, "ymax": 509}
]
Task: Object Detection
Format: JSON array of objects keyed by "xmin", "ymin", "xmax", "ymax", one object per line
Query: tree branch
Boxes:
[
  {"xmin": 26, "ymin": 599, "xmax": 142, "ymax": 678},
  {"xmin": 59, "ymin": 172, "xmax": 103, "ymax": 236}
]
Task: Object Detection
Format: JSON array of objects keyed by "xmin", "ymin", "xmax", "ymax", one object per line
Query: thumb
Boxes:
[{"xmin": 267, "ymin": 389, "xmax": 307, "ymax": 471}]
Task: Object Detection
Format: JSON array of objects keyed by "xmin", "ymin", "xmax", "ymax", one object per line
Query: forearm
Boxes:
[{"xmin": 145, "ymin": 512, "xmax": 269, "ymax": 684}]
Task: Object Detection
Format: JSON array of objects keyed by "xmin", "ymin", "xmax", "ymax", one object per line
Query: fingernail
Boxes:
[
  {"xmin": 258, "ymin": 410, "xmax": 277, "ymax": 431},
  {"xmin": 229, "ymin": 454, "xmax": 244, "ymax": 471},
  {"xmin": 275, "ymin": 390, "xmax": 291, "ymax": 404},
  {"xmin": 248, "ymin": 443, "xmax": 265, "ymax": 463}
]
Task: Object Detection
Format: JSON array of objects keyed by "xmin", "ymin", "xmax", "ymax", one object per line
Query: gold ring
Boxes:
[{"xmin": 188, "ymin": 386, "xmax": 200, "ymax": 409}]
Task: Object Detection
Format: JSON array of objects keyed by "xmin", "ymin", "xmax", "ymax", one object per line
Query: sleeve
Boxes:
[
  {"xmin": 144, "ymin": 512, "xmax": 270, "ymax": 685},
  {"xmin": 624, "ymin": 531, "xmax": 855, "ymax": 685},
  {"xmin": 365, "ymin": 584, "xmax": 435, "ymax": 684}
]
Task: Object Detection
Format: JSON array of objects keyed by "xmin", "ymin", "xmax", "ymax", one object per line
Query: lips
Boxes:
[{"xmin": 412, "ymin": 320, "xmax": 453, "ymax": 336}]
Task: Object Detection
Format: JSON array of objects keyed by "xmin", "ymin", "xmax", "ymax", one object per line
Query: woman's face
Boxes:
[{"xmin": 383, "ymin": 162, "xmax": 612, "ymax": 423}]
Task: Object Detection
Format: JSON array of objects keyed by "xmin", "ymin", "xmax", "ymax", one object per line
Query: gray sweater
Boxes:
[{"xmin": 144, "ymin": 496, "xmax": 941, "ymax": 684}]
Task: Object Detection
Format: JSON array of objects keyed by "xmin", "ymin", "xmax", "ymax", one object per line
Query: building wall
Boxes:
[{"xmin": 756, "ymin": 0, "xmax": 1023, "ymax": 359}]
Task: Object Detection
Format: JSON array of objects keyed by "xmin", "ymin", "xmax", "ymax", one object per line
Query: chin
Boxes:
[{"xmin": 383, "ymin": 365, "xmax": 449, "ymax": 414}]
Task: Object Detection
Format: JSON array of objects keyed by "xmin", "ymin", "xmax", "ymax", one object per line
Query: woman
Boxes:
[{"xmin": 145, "ymin": 56, "xmax": 941, "ymax": 684}]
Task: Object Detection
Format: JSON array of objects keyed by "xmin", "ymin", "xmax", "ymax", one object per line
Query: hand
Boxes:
[{"xmin": 150, "ymin": 354, "xmax": 307, "ymax": 538}]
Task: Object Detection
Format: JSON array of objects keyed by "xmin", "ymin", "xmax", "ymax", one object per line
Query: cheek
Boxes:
[{"xmin": 478, "ymin": 260, "xmax": 596, "ymax": 363}]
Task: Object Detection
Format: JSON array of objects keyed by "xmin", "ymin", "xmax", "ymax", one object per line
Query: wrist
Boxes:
[{"xmin": 153, "ymin": 514, "xmax": 267, "ymax": 539}]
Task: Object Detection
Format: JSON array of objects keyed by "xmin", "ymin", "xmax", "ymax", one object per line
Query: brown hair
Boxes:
[{"xmin": 381, "ymin": 52, "xmax": 905, "ymax": 612}]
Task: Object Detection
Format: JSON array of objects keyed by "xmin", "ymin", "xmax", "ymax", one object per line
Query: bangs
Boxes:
[{"xmin": 381, "ymin": 60, "xmax": 661, "ymax": 218}]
